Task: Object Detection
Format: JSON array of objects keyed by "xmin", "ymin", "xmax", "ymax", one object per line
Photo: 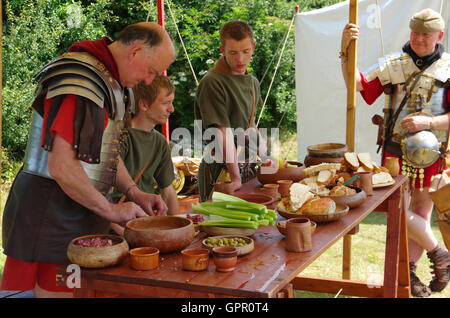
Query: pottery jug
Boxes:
[
  {"xmin": 384, "ymin": 157, "xmax": 400, "ymax": 177},
  {"xmin": 285, "ymin": 217, "xmax": 312, "ymax": 253}
]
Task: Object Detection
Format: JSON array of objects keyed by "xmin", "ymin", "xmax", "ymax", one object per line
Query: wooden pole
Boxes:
[
  {"xmin": 157, "ymin": 0, "xmax": 170, "ymax": 144},
  {"xmin": 346, "ymin": 0, "xmax": 358, "ymax": 153},
  {"xmin": 1, "ymin": 1, "xmax": 3, "ymax": 193},
  {"xmin": 342, "ymin": 0, "xmax": 358, "ymax": 281}
]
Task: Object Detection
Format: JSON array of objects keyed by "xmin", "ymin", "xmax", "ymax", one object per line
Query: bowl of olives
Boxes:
[{"xmin": 202, "ymin": 235, "xmax": 254, "ymax": 256}]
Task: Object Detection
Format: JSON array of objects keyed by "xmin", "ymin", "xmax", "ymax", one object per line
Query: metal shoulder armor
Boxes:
[{"xmin": 33, "ymin": 52, "xmax": 125, "ymax": 120}]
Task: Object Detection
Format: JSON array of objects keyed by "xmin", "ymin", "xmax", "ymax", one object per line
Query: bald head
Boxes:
[{"xmin": 116, "ymin": 22, "xmax": 175, "ymax": 60}]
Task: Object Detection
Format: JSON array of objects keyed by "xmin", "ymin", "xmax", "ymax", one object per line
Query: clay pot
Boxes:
[
  {"xmin": 353, "ymin": 172, "xmax": 373, "ymax": 196},
  {"xmin": 212, "ymin": 247, "xmax": 238, "ymax": 272},
  {"xmin": 178, "ymin": 195, "xmax": 199, "ymax": 213},
  {"xmin": 129, "ymin": 247, "xmax": 159, "ymax": 271},
  {"xmin": 256, "ymin": 161, "xmax": 305, "ymax": 184},
  {"xmin": 277, "ymin": 180, "xmax": 293, "ymax": 198},
  {"xmin": 181, "ymin": 248, "xmax": 210, "ymax": 271},
  {"xmin": 304, "ymin": 143, "xmax": 347, "ymax": 167},
  {"xmin": 124, "ymin": 216, "xmax": 195, "ymax": 253},
  {"xmin": 261, "ymin": 183, "xmax": 279, "ymax": 200},
  {"xmin": 277, "ymin": 220, "xmax": 316, "ymax": 236},
  {"xmin": 67, "ymin": 234, "xmax": 129, "ymax": 269},
  {"xmin": 214, "ymin": 182, "xmax": 235, "ymax": 195},
  {"xmin": 384, "ymin": 157, "xmax": 400, "ymax": 177}
]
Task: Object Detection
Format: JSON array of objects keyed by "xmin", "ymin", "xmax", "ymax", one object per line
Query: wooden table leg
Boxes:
[
  {"xmin": 383, "ymin": 185, "xmax": 402, "ymax": 297},
  {"xmin": 343, "ymin": 235, "xmax": 352, "ymax": 280},
  {"xmin": 397, "ymin": 186, "xmax": 411, "ymax": 297}
]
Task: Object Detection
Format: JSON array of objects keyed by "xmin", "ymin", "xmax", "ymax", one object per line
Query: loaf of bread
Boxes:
[
  {"xmin": 372, "ymin": 171, "xmax": 394, "ymax": 185},
  {"xmin": 329, "ymin": 185, "xmax": 356, "ymax": 196},
  {"xmin": 304, "ymin": 163, "xmax": 341, "ymax": 177},
  {"xmin": 298, "ymin": 197, "xmax": 336, "ymax": 215}
]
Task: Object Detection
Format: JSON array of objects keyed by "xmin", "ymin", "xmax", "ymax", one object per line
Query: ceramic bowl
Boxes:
[
  {"xmin": 202, "ymin": 235, "xmax": 254, "ymax": 256},
  {"xmin": 322, "ymin": 186, "xmax": 367, "ymax": 209},
  {"xmin": 276, "ymin": 220, "xmax": 317, "ymax": 236},
  {"xmin": 178, "ymin": 195, "xmax": 199, "ymax": 213},
  {"xmin": 256, "ymin": 161, "xmax": 305, "ymax": 184},
  {"xmin": 124, "ymin": 216, "xmax": 195, "ymax": 253},
  {"xmin": 67, "ymin": 234, "xmax": 129, "ymax": 269},
  {"xmin": 233, "ymin": 193, "xmax": 275, "ymax": 209},
  {"xmin": 129, "ymin": 247, "xmax": 159, "ymax": 271},
  {"xmin": 181, "ymin": 248, "xmax": 210, "ymax": 271},
  {"xmin": 212, "ymin": 247, "xmax": 238, "ymax": 272}
]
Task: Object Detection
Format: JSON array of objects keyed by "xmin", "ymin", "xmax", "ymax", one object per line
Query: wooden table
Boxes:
[{"xmin": 57, "ymin": 175, "xmax": 410, "ymax": 298}]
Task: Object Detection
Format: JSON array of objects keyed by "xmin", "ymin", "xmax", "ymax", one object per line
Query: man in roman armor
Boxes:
[
  {"xmin": 340, "ymin": 8, "xmax": 450, "ymax": 297},
  {"xmin": 1, "ymin": 22, "xmax": 175, "ymax": 297}
]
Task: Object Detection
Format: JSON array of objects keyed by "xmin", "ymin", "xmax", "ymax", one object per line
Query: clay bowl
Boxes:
[
  {"xmin": 233, "ymin": 193, "xmax": 275, "ymax": 209},
  {"xmin": 181, "ymin": 248, "xmax": 210, "ymax": 271},
  {"xmin": 67, "ymin": 234, "xmax": 129, "ymax": 269},
  {"xmin": 129, "ymin": 247, "xmax": 159, "ymax": 271},
  {"xmin": 321, "ymin": 186, "xmax": 367, "ymax": 209},
  {"xmin": 124, "ymin": 216, "xmax": 195, "ymax": 253},
  {"xmin": 202, "ymin": 235, "xmax": 254, "ymax": 256},
  {"xmin": 276, "ymin": 220, "xmax": 317, "ymax": 236},
  {"xmin": 257, "ymin": 161, "xmax": 305, "ymax": 184}
]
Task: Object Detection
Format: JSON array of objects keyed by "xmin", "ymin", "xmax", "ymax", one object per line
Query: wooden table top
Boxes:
[{"xmin": 74, "ymin": 175, "xmax": 407, "ymax": 298}]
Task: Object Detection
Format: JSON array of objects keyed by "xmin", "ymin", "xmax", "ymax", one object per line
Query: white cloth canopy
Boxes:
[{"xmin": 295, "ymin": 0, "xmax": 449, "ymax": 163}]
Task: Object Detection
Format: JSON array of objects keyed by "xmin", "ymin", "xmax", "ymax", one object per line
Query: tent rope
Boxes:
[
  {"xmin": 256, "ymin": 12, "xmax": 295, "ymax": 128},
  {"xmin": 166, "ymin": 0, "xmax": 199, "ymax": 87}
]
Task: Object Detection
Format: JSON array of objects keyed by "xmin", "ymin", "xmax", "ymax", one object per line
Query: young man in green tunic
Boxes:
[
  {"xmin": 111, "ymin": 76, "xmax": 179, "ymax": 234},
  {"xmin": 194, "ymin": 20, "xmax": 264, "ymax": 201}
]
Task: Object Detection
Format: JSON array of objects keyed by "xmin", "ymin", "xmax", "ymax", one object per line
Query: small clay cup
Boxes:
[
  {"xmin": 181, "ymin": 248, "xmax": 210, "ymax": 271},
  {"xmin": 212, "ymin": 246, "xmax": 238, "ymax": 272},
  {"xmin": 262, "ymin": 183, "xmax": 279, "ymax": 201},
  {"xmin": 285, "ymin": 217, "xmax": 313, "ymax": 253},
  {"xmin": 214, "ymin": 182, "xmax": 235, "ymax": 195},
  {"xmin": 384, "ymin": 157, "xmax": 400, "ymax": 177},
  {"xmin": 129, "ymin": 247, "xmax": 159, "ymax": 270},
  {"xmin": 353, "ymin": 171, "xmax": 373, "ymax": 196},
  {"xmin": 277, "ymin": 180, "xmax": 293, "ymax": 198}
]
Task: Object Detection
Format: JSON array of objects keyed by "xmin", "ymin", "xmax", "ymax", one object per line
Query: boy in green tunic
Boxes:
[
  {"xmin": 111, "ymin": 76, "xmax": 179, "ymax": 234},
  {"xmin": 194, "ymin": 20, "xmax": 264, "ymax": 201}
]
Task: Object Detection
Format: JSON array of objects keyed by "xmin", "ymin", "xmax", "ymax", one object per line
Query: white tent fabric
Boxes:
[{"xmin": 295, "ymin": 0, "xmax": 449, "ymax": 164}]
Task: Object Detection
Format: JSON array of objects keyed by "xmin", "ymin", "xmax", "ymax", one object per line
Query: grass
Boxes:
[{"xmin": 0, "ymin": 132, "xmax": 449, "ymax": 298}]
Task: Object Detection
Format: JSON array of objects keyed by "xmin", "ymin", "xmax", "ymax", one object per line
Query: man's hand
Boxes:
[
  {"xmin": 109, "ymin": 201, "xmax": 149, "ymax": 226},
  {"xmin": 401, "ymin": 114, "xmax": 432, "ymax": 133},
  {"xmin": 127, "ymin": 186, "xmax": 168, "ymax": 216}
]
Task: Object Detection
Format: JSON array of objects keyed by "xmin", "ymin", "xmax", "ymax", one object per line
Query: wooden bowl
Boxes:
[
  {"xmin": 67, "ymin": 234, "xmax": 129, "ymax": 269},
  {"xmin": 277, "ymin": 203, "xmax": 349, "ymax": 223},
  {"xmin": 321, "ymin": 186, "xmax": 367, "ymax": 209},
  {"xmin": 257, "ymin": 161, "xmax": 305, "ymax": 184},
  {"xmin": 276, "ymin": 220, "xmax": 316, "ymax": 236},
  {"xmin": 202, "ymin": 235, "xmax": 254, "ymax": 256},
  {"xmin": 124, "ymin": 216, "xmax": 195, "ymax": 253},
  {"xmin": 129, "ymin": 247, "xmax": 159, "ymax": 271}
]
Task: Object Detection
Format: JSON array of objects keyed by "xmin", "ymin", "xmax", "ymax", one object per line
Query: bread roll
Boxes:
[
  {"xmin": 298, "ymin": 197, "xmax": 336, "ymax": 215},
  {"xmin": 330, "ymin": 185, "xmax": 356, "ymax": 196}
]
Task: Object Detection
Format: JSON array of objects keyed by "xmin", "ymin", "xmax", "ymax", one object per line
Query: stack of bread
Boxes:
[
  {"xmin": 277, "ymin": 183, "xmax": 336, "ymax": 215},
  {"xmin": 342, "ymin": 152, "xmax": 394, "ymax": 185}
]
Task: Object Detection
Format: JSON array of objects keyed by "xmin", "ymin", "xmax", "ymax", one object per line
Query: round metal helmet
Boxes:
[{"xmin": 402, "ymin": 130, "xmax": 441, "ymax": 168}]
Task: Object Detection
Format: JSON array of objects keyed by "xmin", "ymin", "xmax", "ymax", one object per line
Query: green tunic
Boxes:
[
  {"xmin": 194, "ymin": 57, "xmax": 262, "ymax": 201},
  {"xmin": 114, "ymin": 127, "xmax": 175, "ymax": 199}
]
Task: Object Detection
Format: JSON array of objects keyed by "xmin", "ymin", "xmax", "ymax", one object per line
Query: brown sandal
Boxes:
[
  {"xmin": 427, "ymin": 244, "xmax": 450, "ymax": 292},
  {"xmin": 410, "ymin": 263, "xmax": 431, "ymax": 297}
]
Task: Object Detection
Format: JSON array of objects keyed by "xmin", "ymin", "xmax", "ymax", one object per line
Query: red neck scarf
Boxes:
[{"xmin": 68, "ymin": 36, "xmax": 120, "ymax": 82}]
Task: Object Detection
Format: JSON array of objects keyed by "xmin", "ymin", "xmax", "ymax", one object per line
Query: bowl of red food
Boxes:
[{"xmin": 67, "ymin": 234, "xmax": 129, "ymax": 268}]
